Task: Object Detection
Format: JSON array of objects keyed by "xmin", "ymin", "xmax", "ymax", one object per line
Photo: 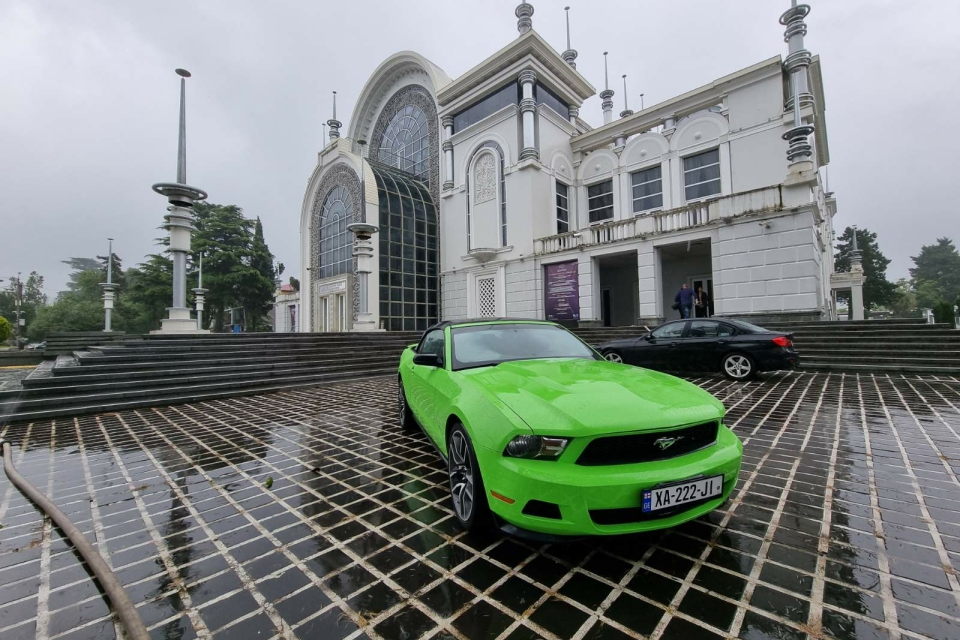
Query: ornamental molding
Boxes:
[{"xmin": 473, "ymin": 153, "xmax": 497, "ymax": 204}]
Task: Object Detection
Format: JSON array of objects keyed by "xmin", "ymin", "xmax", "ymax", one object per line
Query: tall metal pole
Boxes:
[{"xmin": 102, "ymin": 238, "xmax": 116, "ymax": 332}]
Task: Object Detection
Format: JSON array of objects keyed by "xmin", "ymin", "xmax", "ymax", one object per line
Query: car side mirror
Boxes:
[
  {"xmin": 643, "ymin": 333, "xmax": 654, "ymax": 341},
  {"xmin": 408, "ymin": 343, "xmax": 418, "ymax": 353},
  {"xmin": 413, "ymin": 353, "xmax": 443, "ymax": 367}
]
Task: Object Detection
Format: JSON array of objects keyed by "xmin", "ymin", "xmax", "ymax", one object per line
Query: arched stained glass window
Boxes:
[
  {"xmin": 318, "ymin": 185, "xmax": 353, "ymax": 279},
  {"xmin": 377, "ymin": 104, "xmax": 430, "ymax": 181}
]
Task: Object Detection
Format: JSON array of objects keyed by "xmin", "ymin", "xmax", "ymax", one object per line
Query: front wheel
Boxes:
[
  {"xmin": 722, "ymin": 353, "xmax": 755, "ymax": 381},
  {"xmin": 604, "ymin": 350, "xmax": 624, "ymax": 364},
  {"xmin": 447, "ymin": 424, "xmax": 490, "ymax": 532},
  {"xmin": 398, "ymin": 377, "xmax": 416, "ymax": 430}
]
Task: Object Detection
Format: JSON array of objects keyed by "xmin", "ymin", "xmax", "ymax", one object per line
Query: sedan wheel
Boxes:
[
  {"xmin": 447, "ymin": 424, "xmax": 490, "ymax": 531},
  {"xmin": 722, "ymin": 353, "xmax": 754, "ymax": 381},
  {"xmin": 604, "ymin": 351, "xmax": 624, "ymax": 364}
]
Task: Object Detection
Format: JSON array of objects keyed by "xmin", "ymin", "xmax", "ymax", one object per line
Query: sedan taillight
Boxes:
[{"xmin": 772, "ymin": 336, "xmax": 793, "ymax": 348}]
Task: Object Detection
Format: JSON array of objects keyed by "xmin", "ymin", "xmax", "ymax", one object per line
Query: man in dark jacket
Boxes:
[{"xmin": 675, "ymin": 283, "xmax": 695, "ymax": 319}]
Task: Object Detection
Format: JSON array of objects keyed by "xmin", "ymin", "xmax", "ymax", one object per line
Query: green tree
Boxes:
[
  {"xmin": 889, "ymin": 279, "xmax": 920, "ymax": 318},
  {"xmin": 0, "ymin": 316, "xmax": 11, "ymax": 343},
  {"xmin": 289, "ymin": 276, "xmax": 300, "ymax": 292},
  {"xmin": 909, "ymin": 238, "xmax": 960, "ymax": 305},
  {"xmin": 28, "ymin": 270, "xmax": 106, "ymax": 339},
  {"xmin": 834, "ymin": 226, "xmax": 896, "ymax": 311},
  {"xmin": 124, "ymin": 256, "xmax": 174, "ymax": 333},
  {"xmin": 24, "ymin": 271, "xmax": 47, "ymax": 306},
  {"xmin": 61, "ymin": 257, "xmax": 101, "ymax": 291},
  {"xmin": 193, "ymin": 202, "xmax": 256, "ymax": 332},
  {"xmin": 242, "ymin": 217, "xmax": 276, "ymax": 331},
  {"xmin": 96, "ymin": 253, "xmax": 125, "ymax": 291}
]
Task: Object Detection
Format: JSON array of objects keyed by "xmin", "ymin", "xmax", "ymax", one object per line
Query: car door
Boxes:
[
  {"xmin": 644, "ymin": 321, "xmax": 687, "ymax": 370},
  {"xmin": 408, "ymin": 329, "xmax": 446, "ymax": 438},
  {"xmin": 681, "ymin": 320, "xmax": 724, "ymax": 371}
]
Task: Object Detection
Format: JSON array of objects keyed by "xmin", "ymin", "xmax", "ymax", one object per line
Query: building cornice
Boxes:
[
  {"xmin": 437, "ymin": 30, "xmax": 595, "ymax": 110},
  {"xmin": 572, "ymin": 56, "xmax": 783, "ymax": 154}
]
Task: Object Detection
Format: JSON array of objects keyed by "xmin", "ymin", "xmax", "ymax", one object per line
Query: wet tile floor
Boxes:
[{"xmin": 1, "ymin": 372, "xmax": 960, "ymax": 640}]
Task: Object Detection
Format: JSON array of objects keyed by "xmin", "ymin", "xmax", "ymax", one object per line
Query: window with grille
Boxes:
[
  {"xmin": 631, "ymin": 165, "xmax": 663, "ymax": 213},
  {"xmin": 683, "ymin": 149, "xmax": 721, "ymax": 201},
  {"xmin": 587, "ymin": 180, "xmax": 614, "ymax": 223},
  {"xmin": 556, "ymin": 182, "xmax": 569, "ymax": 233},
  {"xmin": 477, "ymin": 277, "xmax": 497, "ymax": 317}
]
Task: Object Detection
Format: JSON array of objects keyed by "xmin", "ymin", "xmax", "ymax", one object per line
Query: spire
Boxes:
[
  {"xmin": 850, "ymin": 225, "xmax": 863, "ymax": 271},
  {"xmin": 327, "ymin": 91, "xmax": 341, "ymax": 141},
  {"xmin": 599, "ymin": 52, "xmax": 615, "ymax": 125},
  {"xmin": 175, "ymin": 68, "xmax": 190, "ymax": 184},
  {"xmin": 561, "ymin": 6, "xmax": 578, "ymax": 69},
  {"xmin": 620, "ymin": 74, "xmax": 633, "ymax": 118},
  {"xmin": 516, "ymin": 3, "xmax": 534, "ymax": 35},
  {"xmin": 780, "ymin": 1, "xmax": 814, "ymax": 171}
]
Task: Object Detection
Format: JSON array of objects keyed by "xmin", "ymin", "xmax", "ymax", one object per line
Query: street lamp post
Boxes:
[
  {"xmin": 100, "ymin": 238, "xmax": 120, "ymax": 332},
  {"xmin": 347, "ymin": 139, "xmax": 379, "ymax": 332},
  {"xmin": 152, "ymin": 68, "xmax": 209, "ymax": 333},
  {"xmin": 192, "ymin": 252, "xmax": 208, "ymax": 331}
]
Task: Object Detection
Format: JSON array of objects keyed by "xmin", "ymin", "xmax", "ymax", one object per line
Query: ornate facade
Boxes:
[{"xmin": 296, "ymin": 2, "xmax": 839, "ymax": 333}]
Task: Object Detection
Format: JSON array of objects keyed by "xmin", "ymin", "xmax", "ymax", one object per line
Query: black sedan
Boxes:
[{"xmin": 599, "ymin": 318, "xmax": 798, "ymax": 380}]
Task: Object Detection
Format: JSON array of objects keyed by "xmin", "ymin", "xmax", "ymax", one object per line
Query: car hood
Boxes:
[{"xmin": 459, "ymin": 358, "xmax": 724, "ymax": 437}]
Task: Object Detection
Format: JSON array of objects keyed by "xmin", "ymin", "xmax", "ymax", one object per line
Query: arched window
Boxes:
[
  {"xmin": 465, "ymin": 141, "xmax": 506, "ymax": 249},
  {"xmin": 318, "ymin": 185, "xmax": 353, "ymax": 279},
  {"xmin": 377, "ymin": 104, "xmax": 430, "ymax": 181}
]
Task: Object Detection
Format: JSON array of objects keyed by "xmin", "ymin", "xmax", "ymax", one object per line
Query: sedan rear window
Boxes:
[{"xmin": 450, "ymin": 323, "xmax": 598, "ymax": 371}]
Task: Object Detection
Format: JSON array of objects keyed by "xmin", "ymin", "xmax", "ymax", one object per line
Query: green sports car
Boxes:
[{"xmin": 397, "ymin": 319, "xmax": 742, "ymax": 537}]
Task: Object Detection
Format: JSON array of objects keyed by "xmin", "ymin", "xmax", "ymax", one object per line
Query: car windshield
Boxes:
[
  {"xmin": 450, "ymin": 323, "xmax": 598, "ymax": 370},
  {"xmin": 725, "ymin": 318, "xmax": 772, "ymax": 334}
]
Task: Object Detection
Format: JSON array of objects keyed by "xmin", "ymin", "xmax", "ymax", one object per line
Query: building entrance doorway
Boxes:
[
  {"xmin": 690, "ymin": 275, "xmax": 715, "ymax": 317},
  {"xmin": 316, "ymin": 278, "xmax": 349, "ymax": 332},
  {"xmin": 596, "ymin": 252, "xmax": 639, "ymax": 327},
  {"xmin": 658, "ymin": 239, "xmax": 713, "ymax": 322}
]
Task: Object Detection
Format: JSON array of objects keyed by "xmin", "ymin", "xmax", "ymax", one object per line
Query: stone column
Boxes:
[
  {"xmin": 850, "ymin": 285, "xmax": 865, "ymax": 321},
  {"xmin": 442, "ymin": 115, "xmax": 454, "ymax": 189},
  {"xmin": 518, "ymin": 69, "xmax": 538, "ymax": 161},
  {"xmin": 347, "ymin": 222, "xmax": 380, "ymax": 331}
]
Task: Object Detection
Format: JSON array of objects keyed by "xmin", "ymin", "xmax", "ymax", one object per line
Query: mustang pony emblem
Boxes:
[{"xmin": 654, "ymin": 436, "xmax": 684, "ymax": 451}]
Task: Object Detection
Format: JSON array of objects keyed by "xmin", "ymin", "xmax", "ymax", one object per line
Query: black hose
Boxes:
[{"xmin": 0, "ymin": 440, "xmax": 150, "ymax": 640}]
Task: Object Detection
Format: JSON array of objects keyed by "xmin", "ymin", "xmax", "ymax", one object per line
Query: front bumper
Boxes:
[{"xmin": 478, "ymin": 425, "xmax": 742, "ymax": 536}]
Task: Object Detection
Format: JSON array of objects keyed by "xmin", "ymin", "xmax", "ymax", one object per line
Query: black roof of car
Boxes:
[{"xmin": 424, "ymin": 318, "xmax": 551, "ymax": 332}]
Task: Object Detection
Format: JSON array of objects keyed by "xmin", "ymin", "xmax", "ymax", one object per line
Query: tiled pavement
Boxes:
[
  {"xmin": 0, "ymin": 366, "xmax": 33, "ymax": 392},
  {"xmin": 1, "ymin": 372, "xmax": 960, "ymax": 640}
]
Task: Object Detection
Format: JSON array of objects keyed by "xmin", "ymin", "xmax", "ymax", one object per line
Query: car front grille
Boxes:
[{"xmin": 575, "ymin": 421, "xmax": 719, "ymax": 466}]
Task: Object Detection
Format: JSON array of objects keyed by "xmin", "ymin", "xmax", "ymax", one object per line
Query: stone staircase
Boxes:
[
  {"xmin": 2, "ymin": 319, "xmax": 956, "ymax": 425},
  {"xmin": 0, "ymin": 332, "xmax": 420, "ymax": 424}
]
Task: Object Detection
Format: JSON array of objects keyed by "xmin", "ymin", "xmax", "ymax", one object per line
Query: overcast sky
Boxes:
[{"xmin": 1, "ymin": 0, "xmax": 956, "ymax": 297}]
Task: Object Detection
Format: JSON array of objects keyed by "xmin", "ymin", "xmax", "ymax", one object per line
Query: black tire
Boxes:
[
  {"xmin": 447, "ymin": 423, "xmax": 491, "ymax": 532},
  {"xmin": 397, "ymin": 377, "xmax": 416, "ymax": 431},
  {"xmin": 603, "ymin": 350, "xmax": 625, "ymax": 364},
  {"xmin": 722, "ymin": 352, "xmax": 755, "ymax": 381}
]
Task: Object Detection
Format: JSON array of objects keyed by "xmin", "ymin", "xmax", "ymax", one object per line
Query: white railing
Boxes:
[{"xmin": 534, "ymin": 185, "xmax": 783, "ymax": 255}]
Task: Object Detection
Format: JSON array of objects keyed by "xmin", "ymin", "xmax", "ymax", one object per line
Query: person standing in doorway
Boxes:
[
  {"xmin": 695, "ymin": 285, "xmax": 711, "ymax": 318},
  {"xmin": 675, "ymin": 283, "xmax": 695, "ymax": 319}
]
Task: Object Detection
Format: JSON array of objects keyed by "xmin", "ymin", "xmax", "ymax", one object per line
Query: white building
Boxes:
[
  {"xmin": 274, "ymin": 283, "xmax": 300, "ymax": 333},
  {"xmin": 299, "ymin": 2, "xmax": 837, "ymax": 333}
]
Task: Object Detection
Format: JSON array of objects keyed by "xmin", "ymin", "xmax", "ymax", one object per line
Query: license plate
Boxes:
[{"xmin": 642, "ymin": 475, "xmax": 723, "ymax": 513}]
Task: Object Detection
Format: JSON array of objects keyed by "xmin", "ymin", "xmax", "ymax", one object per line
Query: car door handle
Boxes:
[
  {"xmin": 669, "ymin": 342, "xmax": 679, "ymax": 347},
  {"xmin": 717, "ymin": 340, "xmax": 728, "ymax": 345}
]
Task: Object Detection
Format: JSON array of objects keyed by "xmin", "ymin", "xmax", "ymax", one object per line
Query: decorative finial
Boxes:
[
  {"xmin": 640, "ymin": 93, "xmax": 645, "ymax": 110},
  {"xmin": 600, "ymin": 52, "xmax": 615, "ymax": 125},
  {"xmin": 620, "ymin": 74, "xmax": 633, "ymax": 118},
  {"xmin": 780, "ymin": 1, "xmax": 814, "ymax": 169},
  {"xmin": 327, "ymin": 90, "xmax": 342, "ymax": 141},
  {"xmin": 562, "ymin": 6, "xmax": 578, "ymax": 68},
  {"xmin": 516, "ymin": 3, "xmax": 534, "ymax": 35},
  {"xmin": 175, "ymin": 68, "xmax": 190, "ymax": 185}
]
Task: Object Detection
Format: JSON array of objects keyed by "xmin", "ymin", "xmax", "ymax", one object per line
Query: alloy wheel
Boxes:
[
  {"xmin": 724, "ymin": 354, "xmax": 752, "ymax": 379},
  {"xmin": 604, "ymin": 352, "xmax": 623, "ymax": 363},
  {"xmin": 397, "ymin": 381, "xmax": 407, "ymax": 425},
  {"xmin": 449, "ymin": 431, "xmax": 475, "ymax": 522}
]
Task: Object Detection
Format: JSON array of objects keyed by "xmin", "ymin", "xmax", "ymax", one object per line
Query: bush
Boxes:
[
  {"xmin": 0, "ymin": 316, "xmax": 10, "ymax": 343},
  {"xmin": 933, "ymin": 301, "xmax": 956, "ymax": 325}
]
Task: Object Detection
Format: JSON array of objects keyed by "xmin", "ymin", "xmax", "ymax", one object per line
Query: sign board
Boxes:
[
  {"xmin": 543, "ymin": 261, "xmax": 580, "ymax": 322},
  {"xmin": 318, "ymin": 280, "xmax": 347, "ymax": 295}
]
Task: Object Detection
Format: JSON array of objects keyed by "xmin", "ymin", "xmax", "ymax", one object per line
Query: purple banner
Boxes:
[{"xmin": 544, "ymin": 261, "xmax": 580, "ymax": 322}]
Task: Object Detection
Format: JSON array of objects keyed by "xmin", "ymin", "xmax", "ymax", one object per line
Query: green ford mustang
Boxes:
[{"xmin": 397, "ymin": 319, "xmax": 742, "ymax": 538}]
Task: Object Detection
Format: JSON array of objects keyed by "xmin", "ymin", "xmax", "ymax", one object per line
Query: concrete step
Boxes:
[
  {"xmin": 73, "ymin": 343, "xmax": 411, "ymax": 366},
  {"xmin": 0, "ymin": 370, "xmax": 395, "ymax": 423},
  {"xmin": 798, "ymin": 362, "xmax": 960, "ymax": 375}
]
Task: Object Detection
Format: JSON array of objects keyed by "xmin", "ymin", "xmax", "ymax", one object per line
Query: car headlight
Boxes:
[{"xmin": 504, "ymin": 435, "xmax": 570, "ymax": 460}]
